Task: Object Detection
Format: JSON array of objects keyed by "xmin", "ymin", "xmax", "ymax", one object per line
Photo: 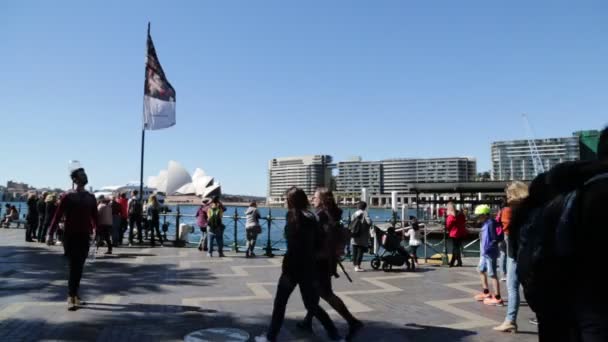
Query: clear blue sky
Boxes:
[{"xmin": 1, "ymin": 1, "xmax": 606, "ymax": 196}]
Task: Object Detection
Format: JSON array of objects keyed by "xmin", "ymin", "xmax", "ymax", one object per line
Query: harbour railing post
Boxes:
[
  {"xmin": 439, "ymin": 194, "xmax": 448, "ymax": 266},
  {"xmin": 175, "ymin": 205, "xmax": 181, "ymax": 245},
  {"xmin": 265, "ymin": 208, "xmax": 274, "ymax": 257},
  {"xmin": 345, "ymin": 210, "xmax": 351, "ymax": 260},
  {"xmin": 233, "ymin": 207, "xmax": 239, "ymax": 252}
]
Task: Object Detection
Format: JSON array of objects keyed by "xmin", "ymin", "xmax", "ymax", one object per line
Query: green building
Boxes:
[{"xmin": 574, "ymin": 130, "xmax": 600, "ymax": 160}]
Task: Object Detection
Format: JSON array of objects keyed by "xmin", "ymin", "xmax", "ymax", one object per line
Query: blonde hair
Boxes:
[
  {"xmin": 506, "ymin": 181, "xmax": 529, "ymax": 203},
  {"xmin": 446, "ymin": 202, "xmax": 457, "ymax": 216}
]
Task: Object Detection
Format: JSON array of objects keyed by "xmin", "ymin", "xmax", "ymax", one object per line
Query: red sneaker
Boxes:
[
  {"xmin": 474, "ymin": 292, "xmax": 491, "ymax": 301},
  {"xmin": 483, "ymin": 296, "xmax": 505, "ymax": 306}
]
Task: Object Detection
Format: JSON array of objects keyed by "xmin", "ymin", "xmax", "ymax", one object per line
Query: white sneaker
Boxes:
[
  {"xmin": 355, "ymin": 267, "xmax": 365, "ymax": 272},
  {"xmin": 254, "ymin": 335, "xmax": 270, "ymax": 342}
]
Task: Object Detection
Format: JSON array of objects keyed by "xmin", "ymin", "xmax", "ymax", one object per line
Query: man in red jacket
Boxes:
[
  {"xmin": 116, "ymin": 192, "xmax": 129, "ymax": 245},
  {"xmin": 47, "ymin": 167, "xmax": 97, "ymax": 311}
]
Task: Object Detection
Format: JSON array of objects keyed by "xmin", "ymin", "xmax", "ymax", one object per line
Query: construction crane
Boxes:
[{"xmin": 522, "ymin": 113, "xmax": 545, "ymax": 176}]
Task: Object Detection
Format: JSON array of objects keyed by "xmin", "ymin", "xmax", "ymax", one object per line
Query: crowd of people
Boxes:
[{"xmin": 5, "ymin": 127, "xmax": 607, "ymax": 341}]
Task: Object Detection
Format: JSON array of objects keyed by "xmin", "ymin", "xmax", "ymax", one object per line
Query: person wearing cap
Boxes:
[
  {"xmin": 47, "ymin": 167, "xmax": 98, "ymax": 311},
  {"xmin": 473, "ymin": 204, "xmax": 503, "ymax": 306},
  {"xmin": 96, "ymin": 195, "xmax": 113, "ymax": 254},
  {"xmin": 195, "ymin": 198, "xmax": 211, "ymax": 252}
]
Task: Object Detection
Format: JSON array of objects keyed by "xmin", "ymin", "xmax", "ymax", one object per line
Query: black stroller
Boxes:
[{"xmin": 370, "ymin": 226, "xmax": 415, "ymax": 272}]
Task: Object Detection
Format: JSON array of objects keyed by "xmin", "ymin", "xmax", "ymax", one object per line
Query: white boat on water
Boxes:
[{"xmin": 93, "ymin": 183, "xmax": 162, "ymax": 201}]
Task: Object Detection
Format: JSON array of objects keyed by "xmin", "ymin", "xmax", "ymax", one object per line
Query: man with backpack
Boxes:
[
  {"xmin": 473, "ymin": 204, "xmax": 503, "ymax": 306},
  {"xmin": 127, "ymin": 190, "xmax": 144, "ymax": 246},
  {"xmin": 516, "ymin": 127, "xmax": 608, "ymax": 341},
  {"xmin": 350, "ymin": 201, "xmax": 372, "ymax": 272},
  {"xmin": 206, "ymin": 196, "xmax": 226, "ymax": 257}
]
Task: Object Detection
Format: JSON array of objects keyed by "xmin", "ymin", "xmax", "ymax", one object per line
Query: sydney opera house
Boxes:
[{"xmin": 147, "ymin": 160, "xmax": 221, "ymax": 199}]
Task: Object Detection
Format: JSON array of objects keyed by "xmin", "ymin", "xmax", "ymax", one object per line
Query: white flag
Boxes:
[{"xmin": 143, "ymin": 30, "xmax": 176, "ymax": 130}]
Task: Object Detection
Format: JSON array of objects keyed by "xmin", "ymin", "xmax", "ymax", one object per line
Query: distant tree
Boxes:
[{"xmin": 476, "ymin": 171, "xmax": 491, "ymax": 181}]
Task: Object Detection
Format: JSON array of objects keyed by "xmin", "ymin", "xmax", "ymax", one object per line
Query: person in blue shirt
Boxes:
[{"xmin": 473, "ymin": 204, "xmax": 503, "ymax": 306}]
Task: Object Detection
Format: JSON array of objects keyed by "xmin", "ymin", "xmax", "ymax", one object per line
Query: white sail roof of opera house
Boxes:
[{"xmin": 147, "ymin": 161, "xmax": 221, "ymax": 196}]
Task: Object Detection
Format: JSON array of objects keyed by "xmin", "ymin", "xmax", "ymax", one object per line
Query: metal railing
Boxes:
[{"xmin": 158, "ymin": 206, "xmax": 480, "ymax": 262}]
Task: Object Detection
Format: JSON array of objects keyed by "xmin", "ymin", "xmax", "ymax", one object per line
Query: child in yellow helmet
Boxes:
[{"xmin": 473, "ymin": 204, "xmax": 504, "ymax": 306}]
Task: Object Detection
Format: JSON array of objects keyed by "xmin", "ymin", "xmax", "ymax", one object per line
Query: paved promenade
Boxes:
[{"xmin": 0, "ymin": 229, "xmax": 538, "ymax": 341}]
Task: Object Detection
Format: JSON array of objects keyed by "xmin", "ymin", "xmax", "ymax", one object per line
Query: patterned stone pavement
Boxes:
[{"xmin": 0, "ymin": 228, "xmax": 538, "ymax": 341}]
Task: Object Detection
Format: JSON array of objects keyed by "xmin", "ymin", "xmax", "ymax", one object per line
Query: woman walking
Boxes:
[
  {"xmin": 245, "ymin": 201, "xmax": 262, "ymax": 258},
  {"xmin": 493, "ymin": 181, "xmax": 529, "ymax": 333},
  {"xmin": 255, "ymin": 187, "xmax": 341, "ymax": 342},
  {"xmin": 298, "ymin": 188, "xmax": 363, "ymax": 340}
]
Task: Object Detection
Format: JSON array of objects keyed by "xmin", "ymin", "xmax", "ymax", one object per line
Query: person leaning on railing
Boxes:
[{"xmin": 245, "ymin": 201, "xmax": 262, "ymax": 258}]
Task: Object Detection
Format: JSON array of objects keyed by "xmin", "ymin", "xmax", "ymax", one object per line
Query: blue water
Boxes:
[{"xmin": 1, "ymin": 201, "xmax": 468, "ymax": 257}]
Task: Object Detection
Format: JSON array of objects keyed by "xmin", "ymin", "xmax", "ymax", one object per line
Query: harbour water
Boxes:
[{"xmin": 3, "ymin": 201, "xmax": 478, "ymax": 257}]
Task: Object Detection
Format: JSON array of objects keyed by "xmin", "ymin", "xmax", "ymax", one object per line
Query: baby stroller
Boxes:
[{"xmin": 370, "ymin": 226, "xmax": 414, "ymax": 272}]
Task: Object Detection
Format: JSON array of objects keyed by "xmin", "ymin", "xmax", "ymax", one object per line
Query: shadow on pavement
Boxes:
[{"xmin": 0, "ymin": 245, "xmax": 217, "ymax": 301}]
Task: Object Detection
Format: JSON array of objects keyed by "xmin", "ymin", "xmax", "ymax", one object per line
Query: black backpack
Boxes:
[
  {"xmin": 515, "ymin": 207, "xmax": 549, "ymax": 312},
  {"xmin": 349, "ymin": 214, "xmax": 370, "ymax": 238},
  {"xmin": 128, "ymin": 199, "xmax": 143, "ymax": 216},
  {"xmin": 517, "ymin": 172, "xmax": 608, "ymax": 313}
]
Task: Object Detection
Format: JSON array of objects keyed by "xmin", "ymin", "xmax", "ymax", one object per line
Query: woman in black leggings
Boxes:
[
  {"xmin": 298, "ymin": 188, "xmax": 363, "ymax": 340},
  {"xmin": 255, "ymin": 187, "xmax": 341, "ymax": 342}
]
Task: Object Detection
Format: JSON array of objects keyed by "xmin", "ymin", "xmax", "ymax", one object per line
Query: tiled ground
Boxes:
[{"xmin": 0, "ymin": 228, "xmax": 538, "ymax": 341}]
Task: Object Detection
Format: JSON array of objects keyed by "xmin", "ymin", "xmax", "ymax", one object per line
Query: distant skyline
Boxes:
[{"xmin": 1, "ymin": 1, "xmax": 606, "ymax": 196}]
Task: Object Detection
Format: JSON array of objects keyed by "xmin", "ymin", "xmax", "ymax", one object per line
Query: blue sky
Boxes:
[{"xmin": 1, "ymin": 1, "xmax": 606, "ymax": 195}]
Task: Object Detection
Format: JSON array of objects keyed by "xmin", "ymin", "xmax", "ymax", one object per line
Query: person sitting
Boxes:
[{"xmin": 2, "ymin": 205, "xmax": 19, "ymax": 227}]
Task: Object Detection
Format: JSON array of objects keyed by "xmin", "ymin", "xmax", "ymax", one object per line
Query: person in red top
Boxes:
[
  {"xmin": 446, "ymin": 202, "xmax": 467, "ymax": 267},
  {"xmin": 47, "ymin": 167, "xmax": 98, "ymax": 311},
  {"xmin": 116, "ymin": 192, "xmax": 129, "ymax": 245}
]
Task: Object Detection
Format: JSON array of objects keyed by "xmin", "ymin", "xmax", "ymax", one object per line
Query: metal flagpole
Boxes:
[{"xmin": 139, "ymin": 22, "xmax": 150, "ymax": 202}]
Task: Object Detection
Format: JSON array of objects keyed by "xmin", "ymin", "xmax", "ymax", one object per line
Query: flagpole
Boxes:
[{"xmin": 139, "ymin": 22, "xmax": 150, "ymax": 202}]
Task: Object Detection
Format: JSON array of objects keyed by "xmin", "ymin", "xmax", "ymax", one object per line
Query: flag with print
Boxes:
[{"xmin": 143, "ymin": 28, "xmax": 176, "ymax": 130}]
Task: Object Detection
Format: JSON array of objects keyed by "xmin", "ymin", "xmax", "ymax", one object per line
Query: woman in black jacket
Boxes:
[
  {"xmin": 256, "ymin": 187, "xmax": 340, "ymax": 342},
  {"xmin": 298, "ymin": 187, "xmax": 363, "ymax": 340}
]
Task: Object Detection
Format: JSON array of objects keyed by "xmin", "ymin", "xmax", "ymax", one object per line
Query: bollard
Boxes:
[
  {"xmin": 175, "ymin": 205, "xmax": 181, "ymax": 246},
  {"xmin": 345, "ymin": 210, "xmax": 352, "ymax": 259},
  {"xmin": 233, "ymin": 208, "xmax": 239, "ymax": 252},
  {"xmin": 265, "ymin": 208, "xmax": 274, "ymax": 257},
  {"xmin": 442, "ymin": 221, "xmax": 449, "ymax": 266}
]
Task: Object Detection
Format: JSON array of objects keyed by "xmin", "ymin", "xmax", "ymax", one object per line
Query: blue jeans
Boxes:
[
  {"xmin": 506, "ymin": 256, "xmax": 520, "ymax": 322},
  {"xmin": 499, "ymin": 241, "xmax": 507, "ymax": 278},
  {"xmin": 478, "ymin": 255, "xmax": 498, "ymax": 278},
  {"xmin": 111, "ymin": 216, "xmax": 121, "ymax": 245},
  {"xmin": 207, "ymin": 230, "xmax": 224, "ymax": 254}
]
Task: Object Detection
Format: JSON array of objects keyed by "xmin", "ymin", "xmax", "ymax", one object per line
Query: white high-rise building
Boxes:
[
  {"xmin": 381, "ymin": 157, "xmax": 477, "ymax": 193},
  {"xmin": 336, "ymin": 158, "xmax": 383, "ymax": 195},
  {"xmin": 491, "ymin": 136, "xmax": 580, "ymax": 181},
  {"xmin": 267, "ymin": 155, "xmax": 332, "ymax": 204}
]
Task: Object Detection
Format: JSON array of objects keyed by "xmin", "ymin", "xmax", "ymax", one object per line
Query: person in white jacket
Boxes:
[{"xmin": 403, "ymin": 216, "xmax": 421, "ymax": 265}]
